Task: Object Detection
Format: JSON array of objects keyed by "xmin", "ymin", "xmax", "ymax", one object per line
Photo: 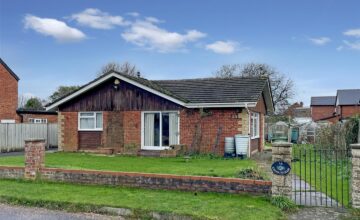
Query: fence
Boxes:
[{"xmin": 0, "ymin": 123, "xmax": 58, "ymax": 152}]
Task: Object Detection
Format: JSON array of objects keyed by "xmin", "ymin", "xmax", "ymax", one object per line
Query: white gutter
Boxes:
[{"xmin": 185, "ymin": 102, "xmax": 257, "ymax": 109}]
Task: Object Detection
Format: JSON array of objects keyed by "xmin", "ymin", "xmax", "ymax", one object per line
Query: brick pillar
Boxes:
[
  {"xmin": 351, "ymin": 143, "xmax": 360, "ymax": 208},
  {"xmin": 24, "ymin": 139, "xmax": 45, "ymax": 180},
  {"xmin": 271, "ymin": 142, "xmax": 292, "ymax": 198}
]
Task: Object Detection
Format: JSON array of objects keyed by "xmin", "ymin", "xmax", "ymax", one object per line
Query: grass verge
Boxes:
[{"xmin": 0, "ymin": 179, "xmax": 285, "ymax": 220}]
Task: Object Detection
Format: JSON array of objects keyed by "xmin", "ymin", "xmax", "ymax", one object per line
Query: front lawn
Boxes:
[
  {"xmin": 0, "ymin": 152, "xmax": 260, "ymax": 178},
  {"xmin": 0, "ymin": 179, "xmax": 285, "ymax": 220}
]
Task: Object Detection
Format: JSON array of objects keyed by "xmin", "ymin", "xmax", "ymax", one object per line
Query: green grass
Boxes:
[
  {"xmin": 0, "ymin": 179, "xmax": 285, "ymax": 220},
  {"xmin": 0, "ymin": 152, "xmax": 259, "ymax": 178},
  {"xmin": 292, "ymin": 145, "xmax": 351, "ymax": 207}
]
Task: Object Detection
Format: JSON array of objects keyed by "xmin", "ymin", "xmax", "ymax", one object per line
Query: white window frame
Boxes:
[
  {"xmin": 251, "ymin": 112, "xmax": 260, "ymax": 139},
  {"xmin": 78, "ymin": 112, "xmax": 103, "ymax": 131},
  {"xmin": 29, "ymin": 118, "xmax": 48, "ymax": 124},
  {"xmin": 141, "ymin": 111, "xmax": 180, "ymax": 150}
]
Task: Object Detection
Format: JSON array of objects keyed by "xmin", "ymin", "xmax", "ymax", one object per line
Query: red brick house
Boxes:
[
  {"xmin": 311, "ymin": 90, "xmax": 360, "ymax": 123},
  {"xmin": 0, "ymin": 58, "xmax": 21, "ymax": 123},
  {"xmin": 46, "ymin": 71, "xmax": 274, "ymax": 156},
  {"xmin": 310, "ymin": 96, "xmax": 336, "ymax": 122},
  {"xmin": 0, "ymin": 58, "xmax": 57, "ymax": 123}
]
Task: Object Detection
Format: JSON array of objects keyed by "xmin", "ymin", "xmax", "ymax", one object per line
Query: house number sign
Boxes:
[{"xmin": 271, "ymin": 161, "xmax": 291, "ymax": 175}]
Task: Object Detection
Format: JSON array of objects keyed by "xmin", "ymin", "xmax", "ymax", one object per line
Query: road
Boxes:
[{"xmin": 0, "ymin": 204, "xmax": 123, "ymax": 220}]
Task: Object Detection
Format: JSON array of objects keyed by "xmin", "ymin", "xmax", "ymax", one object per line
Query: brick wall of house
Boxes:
[
  {"xmin": 59, "ymin": 112, "xmax": 78, "ymax": 151},
  {"xmin": 59, "ymin": 99, "xmax": 266, "ymax": 156},
  {"xmin": 20, "ymin": 114, "xmax": 58, "ymax": 123},
  {"xmin": 123, "ymin": 111, "xmax": 141, "ymax": 150},
  {"xmin": 340, "ymin": 106, "xmax": 360, "ymax": 119},
  {"xmin": 180, "ymin": 108, "xmax": 242, "ymax": 155},
  {"xmin": 0, "ymin": 63, "xmax": 19, "ymax": 122},
  {"xmin": 311, "ymin": 106, "xmax": 336, "ymax": 122}
]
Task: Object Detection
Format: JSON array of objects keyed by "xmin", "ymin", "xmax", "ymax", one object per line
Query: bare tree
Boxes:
[
  {"xmin": 214, "ymin": 62, "xmax": 294, "ymax": 113},
  {"xmin": 97, "ymin": 61, "xmax": 138, "ymax": 77}
]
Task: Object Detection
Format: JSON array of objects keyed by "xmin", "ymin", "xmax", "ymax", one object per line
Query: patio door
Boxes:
[{"xmin": 142, "ymin": 112, "xmax": 179, "ymax": 150}]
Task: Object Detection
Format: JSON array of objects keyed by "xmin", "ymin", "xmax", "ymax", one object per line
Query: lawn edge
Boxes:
[{"xmin": 0, "ymin": 195, "xmax": 204, "ymax": 220}]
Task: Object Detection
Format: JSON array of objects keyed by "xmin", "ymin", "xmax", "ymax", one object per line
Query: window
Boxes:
[
  {"xmin": 142, "ymin": 112, "xmax": 179, "ymax": 149},
  {"xmin": 29, "ymin": 118, "xmax": 47, "ymax": 124},
  {"xmin": 78, "ymin": 112, "xmax": 103, "ymax": 131},
  {"xmin": 251, "ymin": 112, "xmax": 260, "ymax": 139}
]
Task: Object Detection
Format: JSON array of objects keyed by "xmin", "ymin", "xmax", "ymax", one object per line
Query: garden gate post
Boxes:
[
  {"xmin": 24, "ymin": 139, "xmax": 45, "ymax": 180},
  {"xmin": 271, "ymin": 142, "xmax": 292, "ymax": 198},
  {"xmin": 351, "ymin": 142, "xmax": 360, "ymax": 208}
]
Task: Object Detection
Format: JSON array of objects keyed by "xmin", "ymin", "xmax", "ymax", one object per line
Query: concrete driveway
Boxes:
[{"xmin": 0, "ymin": 204, "xmax": 123, "ymax": 220}]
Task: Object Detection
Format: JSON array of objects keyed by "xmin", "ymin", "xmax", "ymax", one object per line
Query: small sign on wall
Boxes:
[{"xmin": 271, "ymin": 161, "xmax": 291, "ymax": 175}]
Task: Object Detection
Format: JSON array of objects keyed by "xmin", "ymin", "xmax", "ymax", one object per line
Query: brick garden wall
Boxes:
[{"xmin": 0, "ymin": 166, "xmax": 271, "ymax": 195}]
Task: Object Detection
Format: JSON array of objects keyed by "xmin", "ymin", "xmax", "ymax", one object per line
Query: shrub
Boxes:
[
  {"xmin": 236, "ymin": 168, "xmax": 264, "ymax": 180},
  {"xmin": 270, "ymin": 196, "xmax": 297, "ymax": 212}
]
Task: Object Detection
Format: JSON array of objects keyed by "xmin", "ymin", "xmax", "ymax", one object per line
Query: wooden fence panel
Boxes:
[{"xmin": 0, "ymin": 123, "xmax": 58, "ymax": 152}]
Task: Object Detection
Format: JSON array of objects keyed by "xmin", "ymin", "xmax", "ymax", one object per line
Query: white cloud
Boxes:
[
  {"xmin": 205, "ymin": 41, "xmax": 238, "ymax": 54},
  {"xmin": 343, "ymin": 28, "xmax": 360, "ymax": 38},
  {"xmin": 308, "ymin": 37, "xmax": 331, "ymax": 46},
  {"xmin": 343, "ymin": 40, "xmax": 360, "ymax": 50},
  {"xmin": 127, "ymin": 12, "xmax": 140, "ymax": 17},
  {"xmin": 71, "ymin": 8, "xmax": 129, "ymax": 29},
  {"xmin": 24, "ymin": 14, "xmax": 86, "ymax": 42},
  {"xmin": 121, "ymin": 19, "xmax": 206, "ymax": 53}
]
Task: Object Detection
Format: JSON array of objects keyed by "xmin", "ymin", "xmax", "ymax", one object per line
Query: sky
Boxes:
[{"xmin": 1, "ymin": 0, "xmax": 360, "ymax": 106}]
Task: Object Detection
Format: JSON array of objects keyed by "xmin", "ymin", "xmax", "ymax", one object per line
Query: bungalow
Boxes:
[{"xmin": 46, "ymin": 71, "xmax": 274, "ymax": 156}]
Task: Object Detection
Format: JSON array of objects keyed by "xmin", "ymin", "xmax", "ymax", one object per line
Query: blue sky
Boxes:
[{"xmin": 1, "ymin": 0, "xmax": 360, "ymax": 106}]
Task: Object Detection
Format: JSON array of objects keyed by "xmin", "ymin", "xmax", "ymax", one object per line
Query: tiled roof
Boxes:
[
  {"xmin": 0, "ymin": 58, "xmax": 20, "ymax": 81},
  {"xmin": 310, "ymin": 96, "xmax": 336, "ymax": 106},
  {"xmin": 337, "ymin": 89, "xmax": 360, "ymax": 105},
  {"xmin": 152, "ymin": 77, "xmax": 268, "ymax": 103}
]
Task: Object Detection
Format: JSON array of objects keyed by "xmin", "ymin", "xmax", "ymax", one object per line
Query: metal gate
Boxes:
[{"xmin": 291, "ymin": 146, "xmax": 351, "ymax": 208}]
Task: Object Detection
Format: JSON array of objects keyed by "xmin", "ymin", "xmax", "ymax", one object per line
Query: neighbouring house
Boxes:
[
  {"xmin": 46, "ymin": 71, "xmax": 274, "ymax": 156},
  {"xmin": 0, "ymin": 58, "xmax": 57, "ymax": 124},
  {"xmin": 0, "ymin": 58, "xmax": 20, "ymax": 123},
  {"xmin": 16, "ymin": 109, "xmax": 58, "ymax": 123},
  {"xmin": 310, "ymin": 96, "xmax": 337, "ymax": 123},
  {"xmin": 311, "ymin": 90, "xmax": 360, "ymax": 123},
  {"xmin": 335, "ymin": 89, "xmax": 360, "ymax": 121}
]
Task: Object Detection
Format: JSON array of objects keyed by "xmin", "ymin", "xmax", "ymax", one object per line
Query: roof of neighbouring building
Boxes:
[
  {"xmin": 310, "ymin": 96, "xmax": 336, "ymax": 106},
  {"xmin": 46, "ymin": 71, "xmax": 274, "ymax": 113},
  {"xmin": 293, "ymin": 107, "xmax": 311, "ymax": 118},
  {"xmin": 336, "ymin": 89, "xmax": 360, "ymax": 106},
  {"xmin": 0, "ymin": 58, "xmax": 20, "ymax": 81},
  {"xmin": 16, "ymin": 109, "xmax": 58, "ymax": 115}
]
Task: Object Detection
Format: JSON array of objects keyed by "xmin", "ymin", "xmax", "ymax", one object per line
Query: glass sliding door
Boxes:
[{"xmin": 142, "ymin": 112, "xmax": 179, "ymax": 150}]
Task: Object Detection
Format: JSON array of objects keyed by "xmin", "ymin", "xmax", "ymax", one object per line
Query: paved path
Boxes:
[
  {"xmin": 0, "ymin": 204, "xmax": 122, "ymax": 220},
  {"xmin": 292, "ymin": 174, "xmax": 339, "ymax": 207},
  {"xmin": 288, "ymin": 207, "xmax": 352, "ymax": 220}
]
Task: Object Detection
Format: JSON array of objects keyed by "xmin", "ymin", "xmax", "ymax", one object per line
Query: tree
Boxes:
[
  {"xmin": 214, "ymin": 63, "xmax": 294, "ymax": 113},
  {"xmin": 49, "ymin": 86, "xmax": 80, "ymax": 102},
  {"xmin": 24, "ymin": 97, "xmax": 43, "ymax": 110},
  {"xmin": 97, "ymin": 61, "xmax": 139, "ymax": 77}
]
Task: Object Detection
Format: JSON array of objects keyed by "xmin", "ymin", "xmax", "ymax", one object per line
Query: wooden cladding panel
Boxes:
[
  {"xmin": 59, "ymin": 78, "xmax": 181, "ymax": 112},
  {"xmin": 78, "ymin": 131, "xmax": 102, "ymax": 149}
]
